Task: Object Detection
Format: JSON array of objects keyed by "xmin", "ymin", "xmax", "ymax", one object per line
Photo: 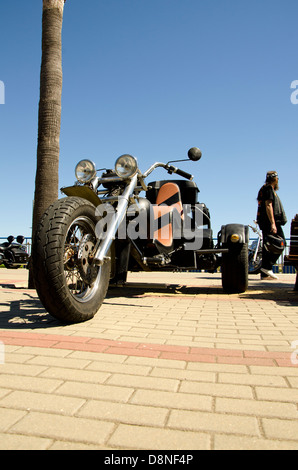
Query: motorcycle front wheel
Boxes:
[
  {"xmin": 248, "ymin": 249, "xmax": 262, "ymax": 274},
  {"xmin": 32, "ymin": 197, "xmax": 111, "ymax": 324}
]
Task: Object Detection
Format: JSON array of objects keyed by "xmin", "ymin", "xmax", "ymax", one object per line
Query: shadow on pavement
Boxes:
[
  {"xmin": 108, "ymin": 279, "xmax": 298, "ymax": 306},
  {"xmin": 0, "ymin": 277, "xmax": 297, "ymax": 330},
  {"xmin": 0, "ymin": 293, "xmax": 60, "ymax": 329}
]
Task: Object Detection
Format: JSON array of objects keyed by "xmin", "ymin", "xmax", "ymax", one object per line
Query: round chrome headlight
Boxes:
[
  {"xmin": 115, "ymin": 155, "xmax": 138, "ymax": 179},
  {"xmin": 75, "ymin": 159, "xmax": 96, "ymax": 183}
]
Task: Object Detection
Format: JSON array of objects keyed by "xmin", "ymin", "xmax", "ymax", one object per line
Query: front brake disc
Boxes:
[{"xmin": 77, "ymin": 234, "xmax": 98, "ymax": 285}]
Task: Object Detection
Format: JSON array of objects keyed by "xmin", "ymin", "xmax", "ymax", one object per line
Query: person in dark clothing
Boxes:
[{"xmin": 257, "ymin": 171, "xmax": 287, "ymax": 279}]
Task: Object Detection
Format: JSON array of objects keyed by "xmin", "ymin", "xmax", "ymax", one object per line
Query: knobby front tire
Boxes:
[{"xmin": 32, "ymin": 197, "xmax": 111, "ymax": 324}]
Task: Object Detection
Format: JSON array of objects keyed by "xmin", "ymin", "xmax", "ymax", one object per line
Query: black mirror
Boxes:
[{"xmin": 188, "ymin": 147, "xmax": 202, "ymax": 161}]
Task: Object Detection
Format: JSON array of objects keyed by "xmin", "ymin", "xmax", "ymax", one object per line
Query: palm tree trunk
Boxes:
[{"xmin": 29, "ymin": 0, "xmax": 65, "ymax": 288}]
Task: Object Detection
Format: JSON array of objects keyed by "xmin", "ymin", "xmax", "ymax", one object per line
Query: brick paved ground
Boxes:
[{"xmin": 0, "ymin": 268, "xmax": 298, "ymax": 450}]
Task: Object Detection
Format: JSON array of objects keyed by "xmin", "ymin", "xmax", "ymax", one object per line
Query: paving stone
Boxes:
[
  {"xmin": 77, "ymin": 399, "xmax": 168, "ymax": 427},
  {"xmin": 1, "ymin": 270, "xmax": 298, "ymax": 450},
  {"xmin": 167, "ymin": 409, "xmax": 260, "ymax": 436},
  {"xmin": 0, "ymin": 390, "xmax": 86, "ymax": 415},
  {"xmin": 108, "ymin": 423, "xmax": 211, "ymax": 450},
  {"xmin": 0, "ymin": 433, "xmax": 52, "ymax": 450},
  {"xmin": 10, "ymin": 411, "xmax": 115, "ymax": 446}
]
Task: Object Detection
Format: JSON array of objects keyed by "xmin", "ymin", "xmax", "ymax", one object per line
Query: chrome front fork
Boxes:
[{"xmin": 94, "ymin": 174, "xmax": 138, "ymax": 266}]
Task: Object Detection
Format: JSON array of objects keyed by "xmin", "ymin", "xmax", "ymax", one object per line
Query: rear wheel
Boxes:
[
  {"xmin": 222, "ymin": 243, "xmax": 248, "ymax": 293},
  {"xmin": 32, "ymin": 197, "xmax": 111, "ymax": 324}
]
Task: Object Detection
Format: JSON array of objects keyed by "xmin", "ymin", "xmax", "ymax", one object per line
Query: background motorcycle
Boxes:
[
  {"xmin": 248, "ymin": 222, "xmax": 263, "ymax": 274},
  {"xmin": 0, "ymin": 235, "xmax": 29, "ymax": 269},
  {"xmin": 32, "ymin": 147, "xmax": 249, "ymax": 324}
]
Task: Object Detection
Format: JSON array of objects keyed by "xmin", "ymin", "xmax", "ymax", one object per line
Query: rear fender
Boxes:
[{"xmin": 219, "ymin": 224, "xmax": 249, "ymax": 245}]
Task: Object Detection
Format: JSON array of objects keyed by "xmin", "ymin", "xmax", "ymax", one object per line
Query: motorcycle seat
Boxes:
[{"xmin": 152, "ymin": 182, "xmax": 184, "ymax": 252}]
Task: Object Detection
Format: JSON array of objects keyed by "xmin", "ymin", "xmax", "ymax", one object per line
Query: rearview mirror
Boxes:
[{"xmin": 188, "ymin": 147, "xmax": 202, "ymax": 161}]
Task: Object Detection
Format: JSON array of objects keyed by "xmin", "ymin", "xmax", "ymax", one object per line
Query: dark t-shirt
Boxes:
[{"xmin": 257, "ymin": 184, "xmax": 287, "ymax": 230}]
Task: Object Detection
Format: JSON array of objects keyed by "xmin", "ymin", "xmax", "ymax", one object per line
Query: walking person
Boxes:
[{"xmin": 257, "ymin": 171, "xmax": 287, "ymax": 279}]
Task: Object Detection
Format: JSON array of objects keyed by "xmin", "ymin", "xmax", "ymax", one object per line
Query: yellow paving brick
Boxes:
[
  {"xmin": 187, "ymin": 362, "xmax": 248, "ymax": 374},
  {"xmin": 213, "ymin": 434, "xmax": 298, "ymax": 450},
  {"xmin": 125, "ymin": 355, "xmax": 186, "ymax": 369},
  {"xmin": 86, "ymin": 360, "xmax": 152, "ymax": 376},
  {"xmin": 108, "ymin": 423, "xmax": 211, "ymax": 450},
  {"xmin": 55, "ymin": 380, "xmax": 134, "ymax": 402},
  {"xmin": 10, "ymin": 411, "xmax": 115, "ymax": 445},
  {"xmin": 262, "ymin": 418, "xmax": 298, "ymax": 441},
  {"xmin": 0, "ymin": 388, "xmax": 11, "ymax": 400},
  {"xmin": 39, "ymin": 366, "xmax": 110, "ymax": 384},
  {"xmin": 287, "ymin": 377, "xmax": 298, "ymax": 388},
  {"xmin": 106, "ymin": 373, "xmax": 179, "ymax": 392},
  {"xmin": 250, "ymin": 365, "xmax": 298, "ymax": 377},
  {"xmin": 179, "ymin": 381, "xmax": 254, "ymax": 399},
  {"xmin": 77, "ymin": 400, "xmax": 168, "ymax": 427},
  {"xmin": 256, "ymin": 387, "xmax": 298, "ymax": 403},
  {"xmin": 168, "ymin": 409, "xmax": 259, "ymax": 436},
  {"xmin": 12, "ymin": 346, "xmax": 71, "ymax": 358},
  {"xmin": 150, "ymin": 366, "xmax": 216, "ymax": 383},
  {"xmin": 0, "ymin": 390, "xmax": 86, "ymax": 415},
  {"xmin": 218, "ymin": 372, "xmax": 287, "ymax": 387},
  {"xmin": 27, "ymin": 355, "xmax": 91, "ymax": 369},
  {"xmin": 0, "ymin": 408, "xmax": 27, "ymax": 432},
  {"xmin": 49, "ymin": 441, "xmax": 110, "ymax": 450},
  {"xmin": 69, "ymin": 350, "xmax": 127, "ymax": 363},
  {"xmin": 0, "ymin": 362, "xmax": 47, "ymax": 377},
  {"xmin": 131, "ymin": 389, "xmax": 213, "ymax": 412},
  {"xmin": 216, "ymin": 397, "xmax": 298, "ymax": 419},
  {"xmin": 0, "ymin": 374, "xmax": 63, "ymax": 394},
  {"xmin": 0, "ymin": 433, "xmax": 52, "ymax": 450},
  {"xmin": 5, "ymin": 352, "xmax": 35, "ymax": 364}
]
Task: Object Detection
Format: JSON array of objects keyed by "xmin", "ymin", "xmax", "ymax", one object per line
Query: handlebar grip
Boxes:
[{"xmin": 168, "ymin": 165, "xmax": 193, "ymax": 180}]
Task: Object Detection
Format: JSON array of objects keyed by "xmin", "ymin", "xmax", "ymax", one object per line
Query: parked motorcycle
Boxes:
[
  {"xmin": 0, "ymin": 235, "xmax": 29, "ymax": 269},
  {"xmin": 248, "ymin": 222, "xmax": 263, "ymax": 274},
  {"xmin": 32, "ymin": 147, "xmax": 249, "ymax": 324}
]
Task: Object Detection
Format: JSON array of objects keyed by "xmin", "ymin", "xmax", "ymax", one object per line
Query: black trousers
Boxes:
[{"xmin": 261, "ymin": 225, "xmax": 285, "ymax": 271}]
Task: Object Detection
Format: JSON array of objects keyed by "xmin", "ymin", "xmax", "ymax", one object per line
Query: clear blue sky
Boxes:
[{"xmin": 0, "ymin": 0, "xmax": 297, "ymax": 239}]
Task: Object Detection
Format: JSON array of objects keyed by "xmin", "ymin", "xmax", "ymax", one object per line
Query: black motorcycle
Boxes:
[
  {"xmin": 32, "ymin": 147, "xmax": 249, "ymax": 324},
  {"xmin": 0, "ymin": 236, "xmax": 29, "ymax": 269}
]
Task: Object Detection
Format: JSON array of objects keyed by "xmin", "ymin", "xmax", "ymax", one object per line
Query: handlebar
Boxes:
[
  {"xmin": 167, "ymin": 165, "xmax": 193, "ymax": 180},
  {"xmin": 142, "ymin": 162, "xmax": 193, "ymax": 180},
  {"xmin": 248, "ymin": 224, "xmax": 260, "ymax": 234}
]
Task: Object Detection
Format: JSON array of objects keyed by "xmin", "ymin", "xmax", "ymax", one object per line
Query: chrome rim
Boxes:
[{"xmin": 63, "ymin": 217, "xmax": 102, "ymax": 303}]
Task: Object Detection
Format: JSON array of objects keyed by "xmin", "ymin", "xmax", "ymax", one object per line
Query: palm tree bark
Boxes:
[{"xmin": 29, "ymin": 0, "xmax": 66, "ymax": 288}]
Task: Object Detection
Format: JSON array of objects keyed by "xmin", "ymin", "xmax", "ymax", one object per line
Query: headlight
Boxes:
[
  {"xmin": 115, "ymin": 155, "xmax": 138, "ymax": 179},
  {"xmin": 75, "ymin": 159, "xmax": 96, "ymax": 183}
]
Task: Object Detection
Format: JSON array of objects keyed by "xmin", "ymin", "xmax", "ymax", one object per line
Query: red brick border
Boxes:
[{"xmin": 0, "ymin": 330, "xmax": 296, "ymax": 367}]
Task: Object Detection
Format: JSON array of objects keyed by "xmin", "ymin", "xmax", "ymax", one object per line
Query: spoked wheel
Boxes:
[
  {"xmin": 248, "ymin": 249, "xmax": 262, "ymax": 274},
  {"xmin": 32, "ymin": 197, "xmax": 111, "ymax": 324}
]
